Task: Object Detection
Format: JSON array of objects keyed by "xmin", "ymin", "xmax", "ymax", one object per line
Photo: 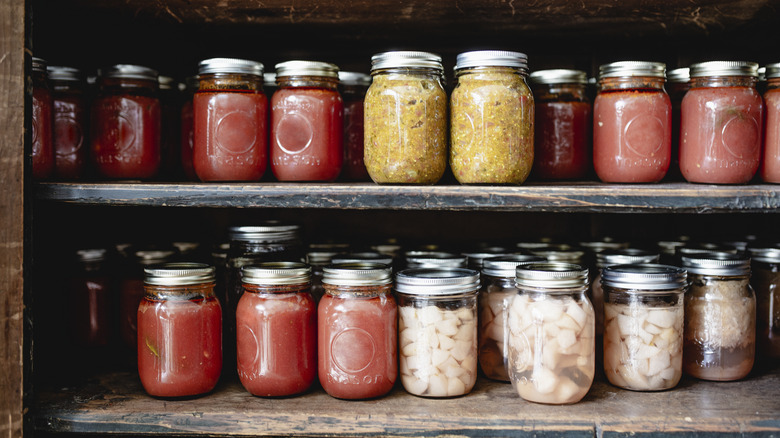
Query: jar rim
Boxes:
[
  {"xmin": 47, "ymin": 66, "xmax": 82, "ymax": 82},
  {"xmin": 689, "ymin": 61, "xmax": 759, "ymax": 78},
  {"xmin": 242, "ymin": 261, "xmax": 311, "ymax": 285},
  {"xmin": 515, "ymin": 262, "xmax": 589, "ymax": 289},
  {"xmin": 681, "ymin": 251, "xmax": 751, "ymax": 276},
  {"xmin": 596, "ymin": 249, "xmax": 660, "ymax": 268},
  {"xmin": 482, "ymin": 254, "xmax": 545, "ymax": 278},
  {"xmin": 275, "ymin": 60, "xmax": 339, "ymax": 79},
  {"xmin": 598, "ymin": 61, "xmax": 666, "ymax": 79},
  {"xmin": 322, "ymin": 262, "xmax": 393, "ymax": 286},
  {"xmin": 338, "ymin": 71, "xmax": 371, "ymax": 86},
  {"xmin": 667, "ymin": 67, "xmax": 690, "ymax": 83},
  {"xmin": 454, "ymin": 50, "xmax": 528, "ymax": 71},
  {"xmin": 198, "ymin": 57, "xmax": 264, "ymax": 76},
  {"xmin": 103, "ymin": 64, "xmax": 158, "ymax": 81},
  {"xmin": 370, "ymin": 51, "xmax": 444, "ymax": 73},
  {"xmin": 529, "ymin": 69, "xmax": 588, "ymax": 85},
  {"xmin": 395, "ymin": 268, "xmax": 480, "ymax": 296},
  {"xmin": 601, "ymin": 263, "xmax": 687, "ymax": 291},
  {"xmin": 764, "ymin": 63, "xmax": 780, "ymax": 79},
  {"xmin": 144, "ymin": 262, "xmax": 216, "ymax": 286},
  {"xmin": 228, "ymin": 222, "xmax": 300, "ymax": 242}
]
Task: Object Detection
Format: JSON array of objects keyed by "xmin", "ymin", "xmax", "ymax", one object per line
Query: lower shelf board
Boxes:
[{"xmin": 34, "ymin": 369, "xmax": 780, "ymax": 437}]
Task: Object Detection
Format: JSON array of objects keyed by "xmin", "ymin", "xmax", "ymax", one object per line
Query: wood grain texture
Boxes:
[
  {"xmin": 33, "ymin": 370, "xmax": 780, "ymax": 436},
  {"xmin": 0, "ymin": 0, "xmax": 25, "ymax": 437}
]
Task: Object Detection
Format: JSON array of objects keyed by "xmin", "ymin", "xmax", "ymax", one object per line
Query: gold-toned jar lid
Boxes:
[
  {"xmin": 242, "ymin": 261, "xmax": 311, "ymax": 285},
  {"xmin": 145, "ymin": 262, "xmax": 216, "ymax": 286}
]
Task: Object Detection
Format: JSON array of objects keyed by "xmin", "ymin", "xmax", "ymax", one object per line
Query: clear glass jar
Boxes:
[
  {"xmin": 364, "ymin": 51, "xmax": 447, "ymax": 184},
  {"xmin": 529, "ymin": 69, "xmax": 591, "ymax": 180},
  {"xmin": 681, "ymin": 252, "xmax": 756, "ymax": 381},
  {"xmin": 70, "ymin": 248, "xmax": 112, "ymax": 347},
  {"xmin": 667, "ymin": 67, "xmax": 690, "ymax": 180},
  {"xmin": 32, "ymin": 57, "xmax": 54, "ymax": 180},
  {"xmin": 91, "ymin": 64, "xmax": 161, "ymax": 179},
  {"xmin": 194, "ymin": 58, "xmax": 267, "ymax": 182},
  {"xmin": 271, "ymin": 61, "xmax": 343, "ymax": 182},
  {"xmin": 478, "ymin": 255, "xmax": 544, "ymax": 381},
  {"xmin": 680, "ymin": 61, "xmax": 763, "ymax": 184},
  {"xmin": 138, "ymin": 263, "xmax": 222, "ymax": 398},
  {"xmin": 396, "ymin": 268, "xmax": 481, "ymax": 397},
  {"xmin": 601, "ymin": 264, "xmax": 687, "ymax": 391},
  {"xmin": 339, "ymin": 71, "xmax": 371, "ymax": 181},
  {"xmin": 48, "ymin": 66, "xmax": 87, "ymax": 180},
  {"xmin": 762, "ymin": 63, "xmax": 780, "ymax": 183},
  {"xmin": 593, "ymin": 61, "xmax": 671, "ymax": 183},
  {"xmin": 306, "ymin": 250, "xmax": 339, "ymax": 303},
  {"xmin": 319, "ymin": 262, "xmax": 397, "ymax": 399},
  {"xmin": 237, "ymin": 262, "xmax": 316, "ymax": 397},
  {"xmin": 450, "ymin": 51, "xmax": 534, "ymax": 184},
  {"xmin": 404, "ymin": 251, "xmax": 467, "ymax": 269},
  {"xmin": 748, "ymin": 247, "xmax": 780, "ymax": 359},
  {"xmin": 508, "ymin": 262, "xmax": 595, "ymax": 404},
  {"xmin": 529, "ymin": 244, "xmax": 586, "ymax": 265}
]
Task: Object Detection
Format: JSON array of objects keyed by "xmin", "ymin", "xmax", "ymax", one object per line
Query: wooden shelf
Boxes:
[
  {"xmin": 33, "ymin": 369, "xmax": 780, "ymax": 436},
  {"xmin": 35, "ymin": 182, "xmax": 780, "ymax": 213}
]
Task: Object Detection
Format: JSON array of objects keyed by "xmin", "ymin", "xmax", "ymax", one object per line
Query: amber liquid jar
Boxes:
[
  {"xmin": 49, "ymin": 66, "xmax": 88, "ymax": 180},
  {"xmin": 32, "ymin": 57, "xmax": 54, "ymax": 180}
]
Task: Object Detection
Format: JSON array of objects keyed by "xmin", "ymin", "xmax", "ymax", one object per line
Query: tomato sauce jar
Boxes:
[
  {"xmin": 529, "ymin": 69, "xmax": 591, "ymax": 180},
  {"xmin": 70, "ymin": 249, "xmax": 113, "ymax": 347},
  {"xmin": 593, "ymin": 61, "xmax": 671, "ymax": 183},
  {"xmin": 194, "ymin": 58, "xmax": 267, "ymax": 182},
  {"xmin": 319, "ymin": 262, "xmax": 397, "ymax": 399},
  {"xmin": 680, "ymin": 61, "xmax": 763, "ymax": 184},
  {"xmin": 91, "ymin": 64, "xmax": 161, "ymax": 179},
  {"xmin": 339, "ymin": 72, "xmax": 371, "ymax": 181},
  {"xmin": 48, "ymin": 66, "xmax": 88, "ymax": 180},
  {"xmin": 237, "ymin": 262, "xmax": 317, "ymax": 397},
  {"xmin": 32, "ymin": 57, "xmax": 54, "ymax": 180},
  {"xmin": 180, "ymin": 76, "xmax": 199, "ymax": 181},
  {"xmin": 667, "ymin": 67, "xmax": 690, "ymax": 180},
  {"xmin": 270, "ymin": 61, "xmax": 343, "ymax": 181},
  {"xmin": 138, "ymin": 263, "xmax": 222, "ymax": 398},
  {"xmin": 762, "ymin": 63, "xmax": 780, "ymax": 183}
]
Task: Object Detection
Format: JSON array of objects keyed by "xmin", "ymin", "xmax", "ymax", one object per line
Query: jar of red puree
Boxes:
[
  {"xmin": 32, "ymin": 57, "xmax": 54, "ymax": 180},
  {"xmin": 761, "ymin": 63, "xmax": 780, "ymax": 183}
]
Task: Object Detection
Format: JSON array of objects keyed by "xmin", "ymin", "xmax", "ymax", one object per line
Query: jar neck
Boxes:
[
  {"xmin": 277, "ymin": 75, "xmax": 338, "ymax": 90},
  {"xmin": 198, "ymin": 73, "xmax": 263, "ymax": 92},
  {"xmin": 455, "ymin": 65, "xmax": 526, "ymax": 78},
  {"xmin": 372, "ymin": 67, "xmax": 443, "ymax": 80},
  {"xmin": 598, "ymin": 76, "xmax": 665, "ymax": 92},
  {"xmin": 690, "ymin": 75, "xmax": 757, "ymax": 89},
  {"xmin": 519, "ymin": 285, "xmax": 590, "ymax": 296},
  {"xmin": 51, "ymin": 80, "xmax": 84, "ymax": 94},
  {"xmin": 145, "ymin": 282, "xmax": 217, "ymax": 301},
  {"xmin": 323, "ymin": 282, "xmax": 392, "ymax": 298},
  {"xmin": 767, "ymin": 77, "xmax": 780, "ymax": 92},
  {"xmin": 532, "ymin": 82, "xmax": 588, "ymax": 102},
  {"xmin": 243, "ymin": 282, "xmax": 311, "ymax": 295},
  {"xmin": 100, "ymin": 77, "xmax": 158, "ymax": 96}
]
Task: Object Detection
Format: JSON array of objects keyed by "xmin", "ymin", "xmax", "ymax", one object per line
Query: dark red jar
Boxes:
[
  {"xmin": 48, "ymin": 66, "xmax": 88, "ymax": 180},
  {"xmin": 32, "ymin": 57, "xmax": 54, "ymax": 180},
  {"xmin": 271, "ymin": 61, "xmax": 343, "ymax": 181},
  {"xmin": 529, "ymin": 69, "xmax": 591, "ymax": 180},
  {"xmin": 180, "ymin": 76, "xmax": 199, "ymax": 181},
  {"xmin": 666, "ymin": 67, "xmax": 690, "ymax": 180},
  {"xmin": 193, "ymin": 58, "xmax": 267, "ymax": 182},
  {"xmin": 91, "ymin": 64, "xmax": 161, "ymax": 179},
  {"xmin": 71, "ymin": 249, "xmax": 112, "ymax": 347},
  {"xmin": 158, "ymin": 75, "xmax": 182, "ymax": 180},
  {"xmin": 339, "ymin": 72, "xmax": 371, "ymax": 181},
  {"xmin": 762, "ymin": 63, "xmax": 780, "ymax": 183}
]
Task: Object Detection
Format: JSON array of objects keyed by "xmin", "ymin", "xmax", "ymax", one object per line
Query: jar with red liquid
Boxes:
[
  {"xmin": 762, "ymin": 63, "xmax": 780, "ymax": 183},
  {"xmin": 529, "ymin": 69, "xmax": 591, "ymax": 180},
  {"xmin": 680, "ymin": 61, "xmax": 763, "ymax": 184},
  {"xmin": 339, "ymin": 71, "xmax": 371, "ymax": 181},
  {"xmin": 91, "ymin": 64, "xmax": 161, "ymax": 179},
  {"xmin": 48, "ymin": 66, "xmax": 87, "ymax": 180},
  {"xmin": 667, "ymin": 67, "xmax": 690, "ymax": 180},
  {"xmin": 593, "ymin": 61, "xmax": 671, "ymax": 183},
  {"xmin": 237, "ymin": 262, "xmax": 316, "ymax": 397},
  {"xmin": 193, "ymin": 58, "xmax": 267, "ymax": 182},
  {"xmin": 32, "ymin": 57, "xmax": 54, "ymax": 180},
  {"xmin": 319, "ymin": 262, "xmax": 396, "ymax": 399},
  {"xmin": 748, "ymin": 247, "xmax": 780, "ymax": 361},
  {"xmin": 71, "ymin": 249, "xmax": 112, "ymax": 347},
  {"xmin": 180, "ymin": 76, "xmax": 198, "ymax": 181},
  {"xmin": 271, "ymin": 61, "xmax": 344, "ymax": 181},
  {"xmin": 158, "ymin": 75, "xmax": 181, "ymax": 180},
  {"xmin": 138, "ymin": 263, "xmax": 222, "ymax": 398}
]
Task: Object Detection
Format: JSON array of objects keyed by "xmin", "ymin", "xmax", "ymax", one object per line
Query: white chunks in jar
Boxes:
[
  {"xmin": 507, "ymin": 293, "xmax": 595, "ymax": 404},
  {"xmin": 478, "ymin": 290, "xmax": 514, "ymax": 381},
  {"xmin": 603, "ymin": 302, "xmax": 683, "ymax": 391},
  {"xmin": 399, "ymin": 304, "xmax": 478, "ymax": 397}
]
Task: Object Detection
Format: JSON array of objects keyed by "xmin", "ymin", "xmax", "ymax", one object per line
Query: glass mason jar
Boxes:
[
  {"xmin": 48, "ymin": 66, "xmax": 87, "ymax": 180},
  {"xmin": 593, "ymin": 61, "xmax": 672, "ymax": 183},
  {"xmin": 91, "ymin": 64, "xmax": 161, "ymax": 179},
  {"xmin": 680, "ymin": 61, "xmax": 763, "ymax": 184},
  {"xmin": 193, "ymin": 58, "xmax": 267, "ymax": 182},
  {"xmin": 463, "ymin": 247, "xmax": 512, "ymax": 271},
  {"xmin": 601, "ymin": 264, "xmax": 687, "ymax": 391},
  {"xmin": 319, "ymin": 262, "xmax": 397, "ymax": 399},
  {"xmin": 762, "ymin": 63, "xmax": 780, "ymax": 183},
  {"xmin": 364, "ymin": 51, "xmax": 447, "ymax": 184},
  {"xmin": 138, "ymin": 263, "xmax": 222, "ymax": 398},
  {"xmin": 508, "ymin": 262, "xmax": 595, "ymax": 404},
  {"xmin": 681, "ymin": 252, "xmax": 756, "ymax": 381},
  {"xmin": 180, "ymin": 76, "xmax": 199, "ymax": 181},
  {"xmin": 306, "ymin": 250, "xmax": 338, "ymax": 303},
  {"xmin": 450, "ymin": 50, "xmax": 534, "ymax": 184},
  {"xmin": 404, "ymin": 251, "xmax": 468, "ymax": 270},
  {"xmin": 237, "ymin": 262, "xmax": 317, "ymax": 397},
  {"xmin": 396, "ymin": 268, "xmax": 481, "ymax": 397},
  {"xmin": 478, "ymin": 255, "xmax": 544, "ymax": 381},
  {"xmin": 748, "ymin": 247, "xmax": 780, "ymax": 359},
  {"xmin": 529, "ymin": 244, "xmax": 586, "ymax": 265},
  {"xmin": 32, "ymin": 57, "xmax": 54, "ymax": 180},
  {"xmin": 339, "ymin": 71, "xmax": 371, "ymax": 181},
  {"xmin": 271, "ymin": 61, "xmax": 343, "ymax": 182},
  {"xmin": 70, "ymin": 248, "xmax": 112, "ymax": 347},
  {"xmin": 667, "ymin": 67, "xmax": 690, "ymax": 180},
  {"xmin": 529, "ymin": 69, "xmax": 591, "ymax": 180},
  {"xmin": 158, "ymin": 75, "xmax": 181, "ymax": 179}
]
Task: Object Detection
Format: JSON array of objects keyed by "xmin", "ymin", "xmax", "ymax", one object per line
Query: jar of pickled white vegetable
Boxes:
[
  {"xmin": 682, "ymin": 252, "xmax": 755, "ymax": 381},
  {"xmin": 601, "ymin": 264, "xmax": 687, "ymax": 391},
  {"xmin": 395, "ymin": 268, "xmax": 481, "ymax": 397},
  {"xmin": 509, "ymin": 262, "xmax": 595, "ymax": 404}
]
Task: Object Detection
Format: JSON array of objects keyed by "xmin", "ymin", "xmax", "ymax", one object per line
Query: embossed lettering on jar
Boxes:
[{"xmin": 49, "ymin": 66, "xmax": 88, "ymax": 180}]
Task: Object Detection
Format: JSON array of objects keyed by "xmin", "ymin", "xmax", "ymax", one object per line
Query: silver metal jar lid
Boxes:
[
  {"xmin": 764, "ymin": 63, "xmax": 780, "ymax": 79},
  {"xmin": 515, "ymin": 262, "xmax": 589, "ymax": 289},
  {"xmin": 158, "ymin": 75, "xmax": 176, "ymax": 90},
  {"xmin": 133, "ymin": 249, "xmax": 178, "ymax": 266},
  {"xmin": 596, "ymin": 249, "xmax": 660, "ymax": 269},
  {"xmin": 338, "ymin": 71, "xmax": 371, "ymax": 86},
  {"xmin": 404, "ymin": 251, "xmax": 468, "ymax": 269},
  {"xmin": 47, "ymin": 66, "xmax": 82, "ymax": 81},
  {"xmin": 332, "ymin": 252, "xmax": 394, "ymax": 266},
  {"xmin": 144, "ymin": 262, "xmax": 216, "ymax": 286},
  {"xmin": 322, "ymin": 262, "xmax": 393, "ymax": 286},
  {"xmin": 275, "ymin": 60, "xmax": 339, "ymax": 79},
  {"xmin": 76, "ymin": 248, "xmax": 107, "ymax": 263},
  {"xmin": 228, "ymin": 222, "xmax": 300, "ymax": 242},
  {"xmin": 370, "ymin": 51, "xmax": 444, "ymax": 73},
  {"xmin": 242, "ymin": 261, "xmax": 311, "ymax": 285},
  {"xmin": 482, "ymin": 254, "xmax": 545, "ymax": 278},
  {"xmin": 689, "ymin": 61, "xmax": 759, "ymax": 78},
  {"xmin": 104, "ymin": 64, "xmax": 158, "ymax": 81},
  {"xmin": 601, "ymin": 264, "xmax": 687, "ymax": 291},
  {"xmin": 667, "ymin": 67, "xmax": 690, "ymax": 83},
  {"xmin": 263, "ymin": 72, "xmax": 276, "ymax": 87},
  {"xmin": 454, "ymin": 50, "xmax": 528, "ymax": 71},
  {"xmin": 748, "ymin": 247, "xmax": 780, "ymax": 263},
  {"xmin": 32, "ymin": 57, "xmax": 47, "ymax": 73},
  {"xmin": 529, "ymin": 69, "xmax": 588, "ymax": 85},
  {"xmin": 681, "ymin": 251, "xmax": 751, "ymax": 276},
  {"xmin": 529, "ymin": 245, "xmax": 586, "ymax": 264},
  {"xmin": 598, "ymin": 61, "xmax": 666, "ymax": 79},
  {"xmin": 395, "ymin": 268, "xmax": 481, "ymax": 296},
  {"xmin": 306, "ymin": 251, "xmax": 339, "ymax": 266},
  {"xmin": 463, "ymin": 248, "xmax": 512, "ymax": 270},
  {"xmin": 578, "ymin": 240, "xmax": 630, "ymax": 254},
  {"xmin": 198, "ymin": 58, "xmax": 264, "ymax": 76}
]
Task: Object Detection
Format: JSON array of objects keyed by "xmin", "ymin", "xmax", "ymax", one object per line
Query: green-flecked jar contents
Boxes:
[
  {"xmin": 364, "ymin": 51, "xmax": 447, "ymax": 184},
  {"xmin": 450, "ymin": 50, "xmax": 534, "ymax": 184}
]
